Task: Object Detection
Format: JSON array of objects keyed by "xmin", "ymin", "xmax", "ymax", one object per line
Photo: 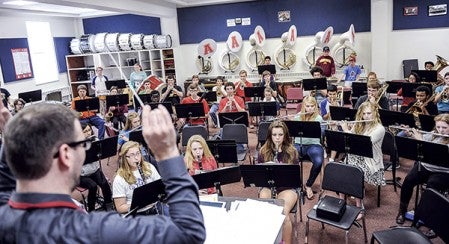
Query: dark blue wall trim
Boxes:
[
  {"xmin": 393, "ymin": 0, "xmax": 449, "ymax": 30},
  {"xmin": 83, "ymin": 14, "xmax": 161, "ymax": 35},
  {"xmin": 0, "ymin": 38, "xmax": 34, "ymax": 83},
  {"xmin": 177, "ymin": 0, "xmax": 371, "ymax": 44},
  {"xmin": 54, "ymin": 37, "xmax": 73, "ymax": 73}
]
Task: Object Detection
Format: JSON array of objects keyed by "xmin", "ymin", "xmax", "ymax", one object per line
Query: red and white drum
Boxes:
[
  {"xmin": 118, "ymin": 33, "xmax": 132, "ymax": 51},
  {"xmin": 70, "ymin": 38, "xmax": 82, "ymax": 54},
  {"xmin": 146, "ymin": 75, "xmax": 165, "ymax": 92},
  {"xmin": 94, "ymin": 32, "xmax": 108, "ymax": 53},
  {"xmin": 105, "ymin": 33, "xmax": 120, "ymax": 52},
  {"xmin": 130, "ymin": 34, "xmax": 144, "ymax": 50},
  {"xmin": 143, "ymin": 35, "xmax": 155, "ymax": 49},
  {"xmin": 154, "ymin": 35, "xmax": 172, "ymax": 49}
]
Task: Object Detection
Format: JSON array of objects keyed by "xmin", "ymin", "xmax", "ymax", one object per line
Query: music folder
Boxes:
[
  {"xmin": 257, "ymin": 64, "xmax": 276, "ymax": 75},
  {"xmin": 198, "ymin": 91, "xmax": 218, "ymax": 103},
  {"xmin": 18, "ymin": 89, "xmax": 42, "ymax": 103},
  {"xmin": 351, "ymin": 82, "xmax": 367, "ymax": 98},
  {"xmin": 386, "ymin": 81, "xmax": 404, "ymax": 93}
]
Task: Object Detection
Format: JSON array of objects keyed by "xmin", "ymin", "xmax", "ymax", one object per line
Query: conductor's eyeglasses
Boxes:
[{"xmin": 53, "ymin": 138, "xmax": 93, "ymax": 158}]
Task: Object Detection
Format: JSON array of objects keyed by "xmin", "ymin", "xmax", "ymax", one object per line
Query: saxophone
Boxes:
[{"xmin": 216, "ymin": 84, "xmax": 223, "ymax": 98}]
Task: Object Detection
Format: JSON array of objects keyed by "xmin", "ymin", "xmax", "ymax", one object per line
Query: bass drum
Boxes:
[
  {"xmin": 70, "ymin": 38, "xmax": 82, "ymax": 54},
  {"xmin": 105, "ymin": 33, "xmax": 120, "ymax": 52},
  {"xmin": 153, "ymin": 35, "xmax": 172, "ymax": 49},
  {"xmin": 146, "ymin": 75, "xmax": 165, "ymax": 92},
  {"xmin": 93, "ymin": 32, "xmax": 108, "ymax": 53},
  {"xmin": 79, "ymin": 34, "xmax": 95, "ymax": 53},
  {"xmin": 130, "ymin": 34, "xmax": 144, "ymax": 50},
  {"xmin": 118, "ymin": 33, "xmax": 132, "ymax": 51},
  {"xmin": 143, "ymin": 35, "xmax": 155, "ymax": 49}
]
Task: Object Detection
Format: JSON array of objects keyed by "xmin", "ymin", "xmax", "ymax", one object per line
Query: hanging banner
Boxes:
[{"xmin": 11, "ymin": 48, "xmax": 32, "ymax": 79}]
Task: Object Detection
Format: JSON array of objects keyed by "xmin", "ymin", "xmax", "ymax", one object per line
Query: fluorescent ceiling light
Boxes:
[{"xmin": 3, "ymin": 0, "xmax": 38, "ymax": 6}]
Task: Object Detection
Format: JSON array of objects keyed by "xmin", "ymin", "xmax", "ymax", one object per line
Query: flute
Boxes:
[
  {"xmin": 388, "ymin": 125, "xmax": 449, "ymax": 138},
  {"xmin": 267, "ymin": 112, "xmax": 313, "ymax": 121},
  {"xmin": 321, "ymin": 119, "xmax": 374, "ymax": 125}
]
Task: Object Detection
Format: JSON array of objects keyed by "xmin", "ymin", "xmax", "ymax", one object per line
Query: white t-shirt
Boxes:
[{"xmin": 112, "ymin": 163, "xmax": 161, "ymax": 205}]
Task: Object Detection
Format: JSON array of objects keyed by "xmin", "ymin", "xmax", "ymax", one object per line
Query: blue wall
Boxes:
[
  {"xmin": 54, "ymin": 37, "xmax": 74, "ymax": 73},
  {"xmin": 0, "ymin": 38, "xmax": 34, "ymax": 83},
  {"xmin": 177, "ymin": 0, "xmax": 371, "ymax": 44},
  {"xmin": 393, "ymin": 0, "xmax": 449, "ymax": 30},
  {"xmin": 83, "ymin": 14, "xmax": 161, "ymax": 34}
]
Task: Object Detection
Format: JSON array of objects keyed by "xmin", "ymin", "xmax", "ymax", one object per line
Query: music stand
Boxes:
[
  {"xmin": 218, "ymin": 112, "xmax": 249, "ymax": 127},
  {"xmin": 244, "ymin": 86, "xmax": 266, "ymax": 99},
  {"xmin": 329, "ymin": 106, "xmax": 357, "ymax": 121},
  {"xmin": 126, "ymin": 179, "xmax": 166, "ymax": 218},
  {"xmin": 106, "ymin": 79, "xmax": 127, "ymax": 89},
  {"xmin": 402, "ymin": 83, "xmax": 432, "ymax": 98},
  {"xmin": 74, "ymin": 97, "xmax": 100, "ymax": 113},
  {"xmin": 379, "ymin": 109, "xmax": 416, "ymax": 128},
  {"xmin": 206, "ymin": 139, "xmax": 238, "ymax": 166},
  {"xmin": 257, "ymin": 64, "xmax": 276, "ymax": 75},
  {"xmin": 105, "ymin": 94, "xmax": 129, "ymax": 123},
  {"xmin": 175, "ymin": 103, "xmax": 205, "ymax": 119},
  {"xmin": 18, "ymin": 89, "xmax": 42, "ymax": 103},
  {"xmin": 386, "ymin": 81, "xmax": 404, "ymax": 111},
  {"xmin": 302, "ymin": 78, "xmax": 327, "ymax": 102},
  {"xmin": 395, "ymin": 136, "xmax": 449, "ymax": 168},
  {"xmin": 84, "ymin": 136, "xmax": 118, "ymax": 169},
  {"xmin": 351, "ymin": 82, "xmax": 367, "ymax": 99},
  {"xmin": 198, "ymin": 92, "xmax": 218, "ymax": 103},
  {"xmin": 411, "ymin": 70, "xmax": 437, "ymax": 83},
  {"xmin": 325, "ymin": 130, "xmax": 373, "ymax": 164},
  {"xmin": 419, "ymin": 114, "xmax": 435, "ymax": 132},
  {"xmin": 129, "ymin": 129, "xmax": 148, "ymax": 150},
  {"xmin": 247, "ymin": 101, "xmax": 278, "ymax": 117},
  {"xmin": 192, "ymin": 166, "xmax": 242, "ymax": 196}
]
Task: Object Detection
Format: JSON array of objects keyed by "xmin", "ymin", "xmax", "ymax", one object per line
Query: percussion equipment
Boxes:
[
  {"xmin": 79, "ymin": 34, "xmax": 96, "ymax": 53},
  {"xmin": 143, "ymin": 35, "xmax": 155, "ymax": 49},
  {"xmin": 154, "ymin": 35, "xmax": 172, "ymax": 49},
  {"xmin": 105, "ymin": 33, "xmax": 120, "ymax": 52},
  {"xmin": 130, "ymin": 34, "xmax": 144, "ymax": 50},
  {"xmin": 93, "ymin": 32, "xmax": 108, "ymax": 53},
  {"xmin": 145, "ymin": 75, "xmax": 166, "ymax": 93},
  {"xmin": 70, "ymin": 38, "xmax": 82, "ymax": 54},
  {"xmin": 118, "ymin": 33, "xmax": 132, "ymax": 51}
]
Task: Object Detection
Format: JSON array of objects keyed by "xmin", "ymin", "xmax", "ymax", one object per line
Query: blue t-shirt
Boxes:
[
  {"xmin": 343, "ymin": 65, "xmax": 361, "ymax": 81},
  {"xmin": 435, "ymin": 85, "xmax": 449, "ymax": 112}
]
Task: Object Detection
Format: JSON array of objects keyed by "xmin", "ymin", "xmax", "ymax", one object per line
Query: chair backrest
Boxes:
[
  {"xmin": 322, "ymin": 162, "xmax": 365, "ymax": 199},
  {"xmin": 181, "ymin": 126, "xmax": 208, "ymax": 146},
  {"xmin": 381, "ymin": 130, "xmax": 397, "ymax": 163},
  {"xmin": 257, "ymin": 122, "xmax": 271, "ymax": 147},
  {"xmin": 222, "ymin": 124, "xmax": 248, "ymax": 144},
  {"xmin": 286, "ymin": 87, "xmax": 303, "ymax": 101},
  {"xmin": 414, "ymin": 188, "xmax": 449, "ymax": 243}
]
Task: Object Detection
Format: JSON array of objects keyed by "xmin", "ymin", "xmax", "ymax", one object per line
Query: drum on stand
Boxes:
[
  {"xmin": 143, "ymin": 35, "xmax": 155, "ymax": 49},
  {"xmin": 105, "ymin": 33, "xmax": 120, "ymax": 52},
  {"xmin": 153, "ymin": 35, "xmax": 172, "ymax": 49},
  {"xmin": 94, "ymin": 32, "xmax": 108, "ymax": 53},
  {"xmin": 70, "ymin": 38, "xmax": 82, "ymax": 54},
  {"xmin": 146, "ymin": 75, "xmax": 165, "ymax": 93},
  {"xmin": 118, "ymin": 33, "xmax": 132, "ymax": 51},
  {"xmin": 79, "ymin": 34, "xmax": 95, "ymax": 53},
  {"xmin": 130, "ymin": 34, "xmax": 144, "ymax": 50}
]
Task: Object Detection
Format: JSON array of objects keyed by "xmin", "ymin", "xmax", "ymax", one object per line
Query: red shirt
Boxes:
[
  {"xmin": 234, "ymin": 80, "xmax": 253, "ymax": 102},
  {"xmin": 187, "ymin": 156, "xmax": 218, "ymax": 194},
  {"xmin": 218, "ymin": 96, "xmax": 245, "ymax": 113},
  {"xmin": 181, "ymin": 96, "xmax": 210, "ymax": 125}
]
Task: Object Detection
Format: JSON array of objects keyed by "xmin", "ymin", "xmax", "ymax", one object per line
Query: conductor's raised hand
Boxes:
[{"xmin": 141, "ymin": 104, "xmax": 179, "ymax": 161}]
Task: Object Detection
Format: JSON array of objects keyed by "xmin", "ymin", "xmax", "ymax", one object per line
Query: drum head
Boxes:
[
  {"xmin": 88, "ymin": 35, "xmax": 96, "ymax": 53},
  {"xmin": 143, "ymin": 35, "xmax": 155, "ymax": 49},
  {"xmin": 94, "ymin": 33, "xmax": 108, "ymax": 53},
  {"xmin": 118, "ymin": 33, "xmax": 132, "ymax": 51},
  {"xmin": 79, "ymin": 34, "xmax": 92, "ymax": 53},
  {"xmin": 70, "ymin": 38, "xmax": 82, "ymax": 54},
  {"xmin": 154, "ymin": 35, "xmax": 172, "ymax": 49},
  {"xmin": 130, "ymin": 34, "xmax": 144, "ymax": 50},
  {"xmin": 105, "ymin": 33, "xmax": 120, "ymax": 52}
]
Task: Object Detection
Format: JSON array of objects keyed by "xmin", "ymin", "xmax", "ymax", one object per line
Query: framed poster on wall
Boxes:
[{"xmin": 11, "ymin": 48, "xmax": 33, "ymax": 80}]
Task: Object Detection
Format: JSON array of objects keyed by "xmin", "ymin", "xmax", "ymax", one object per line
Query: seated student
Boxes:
[
  {"xmin": 396, "ymin": 113, "xmax": 449, "ymax": 225},
  {"xmin": 257, "ymin": 120, "xmax": 299, "ymax": 244},
  {"xmin": 71, "ymin": 85, "xmax": 106, "ymax": 139},
  {"xmin": 398, "ymin": 72, "xmax": 421, "ymax": 112},
  {"xmin": 261, "ymin": 87, "xmax": 280, "ymax": 121},
  {"xmin": 340, "ymin": 101, "xmax": 385, "ymax": 220},
  {"xmin": 209, "ymin": 76, "xmax": 227, "ymax": 127},
  {"xmin": 118, "ymin": 112, "xmax": 141, "ymax": 147},
  {"xmin": 292, "ymin": 96, "xmax": 324, "ymax": 200},
  {"xmin": 218, "ymin": 82, "xmax": 246, "ymax": 113},
  {"xmin": 307, "ymin": 66, "xmax": 327, "ymax": 105},
  {"xmin": 188, "ymin": 75, "xmax": 207, "ymax": 96},
  {"xmin": 149, "ymin": 90, "xmax": 161, "ymax": 103},
  {"xmin": 180, "ymin": 83, "xmax": 210, "ymax": 126},
  {"xmin": 78, "ymin": 123, "xmax": 113, "ymax": 211},
  {"xmin": 105, "ymin": 86, "xmax": 128, "ymax": 131},
  {"xmin": 320, "ymin": 84, "xmax": 339, "ymax": 121},
  {"xmin": 404, "ymin": 85, "xmax": 438, "ymax": 116},
  {"xmin": 112, "ymin": 141, "xmax": 161, "ymax": 214},
  {"xmin": 10, "ymin": 98, "xmax": 26, "ymax": 116},
  {"xmin": 367, "ymin": 71, "xmax": 378, "ymax": 82},
  {"xmin": 184, "ymin": 135, "xmax": 218, "ymax": 194},
  {"xmin": 138, "ymin": 79, "xmax": 153, "ymax": 95},
  {"xmin": 161, "ymin": 75, "xmax": 183, "ymax": 106},
  {"xmin": 434, "ymin": 72, "xmax": 449, "ymax": 114},
  {"xmin": 234, "ymin": 70, "xmax": 253, "ymax": 102},
  {"xmin": 260, "ymin": 70, "xmax": 278, "ymax": 98},
  {"xmin": 354, "ymin": 79, "xmax": 389, "ymax": 110}
]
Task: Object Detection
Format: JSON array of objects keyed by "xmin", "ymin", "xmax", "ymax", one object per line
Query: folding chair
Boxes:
[
  {"xmin": 371, "ymin": 188, "xmax": 449, "ymax": 244},
  {"xmin": 305, "ymin": 162, "xmax": 367, "ymax": 244},
  {"xmin": 222, "ymin": 124, "xmax": 249, "ymax": 163},
  {"xmin": 285, "ymin": 87, "xmax": 303, "ymax": 113}
]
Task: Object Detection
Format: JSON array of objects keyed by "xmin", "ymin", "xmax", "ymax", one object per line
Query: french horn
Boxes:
[
  {"xmin": 332, "ymin": 24, "xmax": 356, "ymax": 68},
  {"xmin": 196, "ymin": 56, "xmax": 213, "ymax": 74},
  {"xmin": 219, "ymin": 51, "xmax": 240, "ymax": 73}
]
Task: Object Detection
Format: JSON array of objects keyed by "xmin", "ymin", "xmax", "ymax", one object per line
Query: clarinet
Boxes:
[
  {"xmin": 137, "ymin": 162, "xmax": 146, "ymax": 182},
  {"xmin": 197, "ymin": 155, "xmax": 203, "ymax": 170},
  {"xmin": 274, "ymin": 143, "xmax": 279, "ymax": 163}
]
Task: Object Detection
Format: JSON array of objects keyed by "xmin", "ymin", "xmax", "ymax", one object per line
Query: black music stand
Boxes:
[
  {"xmin": 258, "ymin": 64, "xmax": 276, "ymax": 75},
  {"xmin": 175, "ymin": 103, "xmax": 205, "ymax": 119},
  {"xmin": 198, "ymin": 92, "xmax": 218, "ymax": 103},
  {"xmin": 206, "ymin": 139, "xmax": 238, "ymax": 166},
  {"xmin": 325, "ymin": 130, "xmax": 373, "ymax": 164},
  {"xmin": 192, "ymin": 166, "xmax": 242, "ymax": 196},
  {"xmin": 84, "ymin": 136, "xmax": 118, "ymax": 169},
  {"xmin": 402, "ymin": 83, "xmax": 432, "ymax": 98},
  {"xmin": 351, "ymin": 82, "xmax": 367, "ymax": 99},
  {"xmin": 18, "ymin": 89, "xmax": 42, "ymax": 103},
  {"xmin": 419, "ymin": 114, "xmax": 435, "ymax": 132},
  {"xmin": 244, "ymin": 86, "xmax": 266, "ymax": 99},
  {"xmin": 106, "ymin": 94, "xmax": 128, "ymax": 129},
  {"xmin": 329, "ymin": 106, "xmax": 357, "ymax": 121},
  {"xmin": 386, "ymin": 81, "xmax": 404, "ymax": 111},
  {"xmin": 240, "ymin": 163, "xmax": 302, "ymax": 221},
  {"xmin": 126, "ymin": 179, "xmax": 166, "ymax": 218},
  {"xmin": 411, "ymin": 70, "xmax": 437, "ymax": 83},
  {"xmin": 106, "ymin": 79, "xmax": 127, "ymax": 89},
  {"xmin": 247, "ymin": 101, "xmax": 278, "ymax": 118},
  {"xmin": 129, "ymin": 129, "xmax": 148, "ymax": 150},
  {"xmin": 302, "ymin": 78, "xmax": 327, "ymax": 102},
  {"xmin": 218, "ymin": 112, "xmax": 249, "ymax": 127},
  {"xmin": 74, "ymin": 97, "xmax": 100, "ymax": 113},
  {"xmin": 395, "ymin": 136, "xmax": 449, "ymax": 168},
  {"xmin": 379, "ymin": 109, "xmax": 416, "ymax": 128}
]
